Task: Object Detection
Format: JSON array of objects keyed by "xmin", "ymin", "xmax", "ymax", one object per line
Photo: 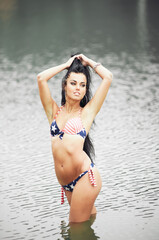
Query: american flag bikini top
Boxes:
[{"xmin": 50, "ymin": 106, "xmax": 86, "ymax": 140}]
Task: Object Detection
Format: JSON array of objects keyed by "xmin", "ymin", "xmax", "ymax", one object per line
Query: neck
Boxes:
[{"xmin": 64, "ymin": 100, "xmax": 80, "ymax": 113}]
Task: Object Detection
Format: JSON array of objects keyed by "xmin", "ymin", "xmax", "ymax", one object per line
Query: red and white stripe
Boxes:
[
  {"xmin": 88, "ymin": 167, "xmax": 97, "ymax": 187},
  {"xmin": 61, "ymin": 187, "xmax": 64, "ymax": 205},
  {"xmin": 54, "ymin": 106, "xmax": 64, "ymax": 120},
  {"xmin": 63, "ymin": 117, "xmax": 83, "ymax": 134},
  {"xmin": 54, "ymin": 106, "xmax": 84, "ymax": 135},
  {"xmin": 60, "ymin": 165, "xmax": 96, "ymax": 205}
]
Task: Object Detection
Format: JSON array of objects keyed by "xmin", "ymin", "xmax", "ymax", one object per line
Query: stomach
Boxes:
[{"xmin": 51, "ymin": 134, "xmax": 91, "ymax": 185}]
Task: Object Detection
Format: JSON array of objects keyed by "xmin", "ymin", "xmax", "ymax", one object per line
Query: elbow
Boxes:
[
  {"xmin": 108, "ymin": 72, "xmax": 113, "ymax": 82},
  {"xmin": 37, "ymin": 73, "xmax": 44, "ymax": 82},
  {"xmin": 104, "ymin": 72, "xmax": 113, "ymax": 84}
]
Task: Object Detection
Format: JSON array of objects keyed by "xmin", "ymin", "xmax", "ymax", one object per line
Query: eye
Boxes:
[
  {"xmin": 71, "ymin": 82, "xmax": 76, "ymax": 85},
  {"xmin": 81, "ymin": 84, "xmax": 86, "ymax": 87}
]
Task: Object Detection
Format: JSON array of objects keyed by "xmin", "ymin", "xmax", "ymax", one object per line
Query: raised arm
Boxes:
[
  {"xmin": 88, "ymin": 58, "xmax": 113, "ymax": 114},
  {"xmin": 37, "ymin": 56, "xmax": 77, "ymax": 124},
  {"xmin": 78, "ymin": 54, "xmax": 113, "ymax": 127}
]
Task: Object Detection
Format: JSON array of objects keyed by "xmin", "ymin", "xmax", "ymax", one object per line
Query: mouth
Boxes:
[{"xmin": 74, "ymin": 92, "xmax": 80, "ymax": 96}]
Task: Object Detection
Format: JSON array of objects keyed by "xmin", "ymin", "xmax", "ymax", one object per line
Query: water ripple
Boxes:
[{"xmin": 0, "ymin": 50, "xmax": 159, "ymax": 239}]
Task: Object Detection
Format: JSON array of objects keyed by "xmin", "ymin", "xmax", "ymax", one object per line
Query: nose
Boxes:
[{"xmin": 76, "ymin": 84, "xmax": 80, "ymax": 90}]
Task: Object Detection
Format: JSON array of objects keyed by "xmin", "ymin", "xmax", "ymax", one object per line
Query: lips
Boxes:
[{"xmin": 74, "ymin": 92, "xmax": 80, "ymax": 96}]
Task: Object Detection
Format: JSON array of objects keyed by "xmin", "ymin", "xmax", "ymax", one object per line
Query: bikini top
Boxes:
[{"xmin": 50, "ymin": 106, "xmax": 86, "ymax": 140}]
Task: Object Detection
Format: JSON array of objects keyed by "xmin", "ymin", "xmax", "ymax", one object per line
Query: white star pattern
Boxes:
[
  {"xmin": 70, "ymin": 183, "xmax": 74, "ymax": 189},
  {"xmin": 51, "ymin": 125, "xmax": 57, "ymax": 132}
]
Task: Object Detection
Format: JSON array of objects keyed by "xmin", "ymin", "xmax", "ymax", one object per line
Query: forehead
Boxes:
[{"xmin": 68, "ymin": 72, "xmax": 87, "ymax": 83}]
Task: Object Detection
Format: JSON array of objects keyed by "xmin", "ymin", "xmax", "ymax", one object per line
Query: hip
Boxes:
[{"xmin": 54, "ymin": 152, "xmax": 92, "ymax": 186}]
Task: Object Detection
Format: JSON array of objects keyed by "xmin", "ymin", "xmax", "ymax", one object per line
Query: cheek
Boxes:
[{"xmin": 65, "ymin": 84, "xmax": 73, "ymax": 94}]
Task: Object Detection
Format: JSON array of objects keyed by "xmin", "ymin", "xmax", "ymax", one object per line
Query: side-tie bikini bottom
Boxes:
[{"xmin": 61, "ymin": 162, "xmax": 97, "ymax": 204}]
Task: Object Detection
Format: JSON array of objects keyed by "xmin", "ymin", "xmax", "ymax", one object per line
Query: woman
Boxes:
[{"xmin": 37, "ymin": 53, "xmax": 113, "ymax": 223}]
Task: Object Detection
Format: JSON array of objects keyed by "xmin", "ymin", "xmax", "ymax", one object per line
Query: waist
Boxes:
[
  {"xmin": 53, "ymin": 151, "xmax": 91, "ymax": 186},
  {"xmin": 62, "ymin": 162, "xmax": 95, "ymax": 188}
]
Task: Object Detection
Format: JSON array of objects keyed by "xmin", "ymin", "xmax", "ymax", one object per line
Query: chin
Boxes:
[{"xmin": 72, "ymin": 95, "xmax": 82, "ymax": 101}]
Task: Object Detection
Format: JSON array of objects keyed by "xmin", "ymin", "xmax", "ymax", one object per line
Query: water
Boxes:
[{"xmin": 0, "ymin": 0, "xmax": 159, "ymax": 239}]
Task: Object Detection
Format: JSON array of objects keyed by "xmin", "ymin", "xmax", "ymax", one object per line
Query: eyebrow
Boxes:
[{"xmin": 70, "ymin": 80, "xmax": 86, "ymax": 84}]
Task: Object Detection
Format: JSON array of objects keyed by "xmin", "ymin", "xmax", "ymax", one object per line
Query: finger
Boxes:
[
  {"xmin": 75, "ymin": 54, "xmax": 81, "ymax": 58},
  {"xmin": 73, "ymin": 55, "xmax": 80, "ymax": 60},
  {"xmin": 78, "ymin": 55, "xmax": 83, "ymax": 60}
]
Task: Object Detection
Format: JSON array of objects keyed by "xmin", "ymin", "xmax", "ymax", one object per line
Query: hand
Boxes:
[
  {"xmin": 65, "ymin": 55, "xmax": 79, "ymax": 69},
  {"xmin": 76, "ymin": 54, "xmax": 90, "ymax": 66},
  {"xmin": 65, "ymin": 54, "xmax": 90, "ymax": 69}
]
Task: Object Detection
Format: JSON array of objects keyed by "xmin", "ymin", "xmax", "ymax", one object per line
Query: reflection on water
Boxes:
[
  {"xmin": 60, "ymin": 215, "xmax": 99, "ymax": 240},
  {"xmin": 0, "ymin": 0, "xmax": 159, "ymax": 239}
]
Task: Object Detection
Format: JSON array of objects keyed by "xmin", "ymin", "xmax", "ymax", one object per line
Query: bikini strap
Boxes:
[
  {"xmin": 88, "ymin": 164, "xmax": 97, "ymax": 187},
  {"xmin": 54, "ymin": 105, "xmax": 64, "ymax": 120},
  {"xmin": 61, "ymin": 186, "xmax": 64, "ymax": 204}
]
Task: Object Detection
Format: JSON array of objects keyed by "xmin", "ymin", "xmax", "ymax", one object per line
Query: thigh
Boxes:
[
  {"xmin": 64, "ymin": 190, "xmax": 72, "ymax": 205},
  {"xmin": 69, "ymin": 167, "xmax": 102, "ymax": 223}
]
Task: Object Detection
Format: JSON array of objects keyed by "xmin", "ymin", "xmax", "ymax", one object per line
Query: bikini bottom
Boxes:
[{"xmin": 61, "ymin": 162, "xmax": 96, "ymax": 204}]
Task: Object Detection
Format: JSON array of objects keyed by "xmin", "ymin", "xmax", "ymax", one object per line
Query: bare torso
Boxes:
[{"xmin": 51, "ymin": 132, "xmax": 91, "ymax": 186}]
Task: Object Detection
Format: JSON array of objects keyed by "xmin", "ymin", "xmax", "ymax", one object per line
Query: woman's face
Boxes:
[{"xmin": 65, "ymin": 72, "xmax": 87, "ymax": 102}]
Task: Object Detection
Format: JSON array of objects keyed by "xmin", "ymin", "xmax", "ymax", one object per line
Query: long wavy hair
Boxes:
[{"xmin": 61, "ymin": 55, "xmax": 95, "ymax": 162}]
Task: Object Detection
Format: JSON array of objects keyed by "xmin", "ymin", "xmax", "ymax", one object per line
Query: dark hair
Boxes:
[{"xmin": 61, "ymin": 55, "xmax": 95, "ymax": 162}]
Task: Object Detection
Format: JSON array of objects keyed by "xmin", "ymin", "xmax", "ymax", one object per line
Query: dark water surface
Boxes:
[{"xmin": 0, "ymin": 0, "xmax": 159, "ymax": 239}]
